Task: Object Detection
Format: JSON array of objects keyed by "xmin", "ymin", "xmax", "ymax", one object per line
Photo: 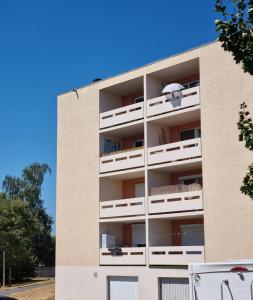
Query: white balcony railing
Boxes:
[
  {"xmin": 149, "ymin": 246, "xmax": 204, "ymax": 265},
  {"xmin": 100, "ymin": 197, "xmax": 145, "ymax": 218},
  {"xmin": 148, "ymin": 138, "xmax": 201, "ymax": 166},
  {"xmin": 148, "ymin": 191, "xmax": 203, "ymax": 215},
  {"xmin": 100, "ymin": 102, "xmax": 144, "ymax": 129},
  {"xmin": 147, "ymin": 86, "xmax": 200, "ymax": 117},
  {"xmin": 100, "ymin": 247, "xmax": 146, "ymax": 265},
  {"xmin": 100, "ymin": 148, "xmax": 144, "ymax": 173}
]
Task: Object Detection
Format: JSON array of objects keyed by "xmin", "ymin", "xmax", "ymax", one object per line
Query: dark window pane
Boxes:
[{"xmin": 179, "ymin": 129, "xmax": 195, "ymax": 141}]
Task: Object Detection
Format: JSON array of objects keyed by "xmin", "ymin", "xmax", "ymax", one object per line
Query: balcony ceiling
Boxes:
[
  {"xmin": 149, "ymin": 211, "xmax": 204, "ymax": 221},
  {"xmin": 99, "ymin": 167, "xmax": 145, "ymax": 180},
  {"xmin": 99, "ymin": 217, "xmax": 145, "ymax": 224},
  {"xmin": 148, "ymin": 158, "xmax": 202, "ymax": 173},
  {"xmin": 101, "ymin": 76, "xmax": 143, "ymax": 96},
  {"xmin": 100, "ymin": 120, "xmax": 144, "ymax": 137},
  {"xmin": 147, "ymin": 106, "xmax": 200, "ymax": 127},
  {"xmin": 148, "ymin": 58, "xmax": 199, "ymax": 83}
]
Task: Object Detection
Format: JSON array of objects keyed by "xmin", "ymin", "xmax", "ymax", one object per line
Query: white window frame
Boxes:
[{"xmin": 179, "ymin": 127, "xmax": 201, "ymax": 141}]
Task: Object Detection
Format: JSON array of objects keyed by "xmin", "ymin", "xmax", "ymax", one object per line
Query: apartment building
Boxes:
[{"xmin": 56, "ymin": 42, "xmax": 253, "ymax": 300}]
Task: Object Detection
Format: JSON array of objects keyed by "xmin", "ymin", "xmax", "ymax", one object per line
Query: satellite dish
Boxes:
[{"xmin": 162, "ymin": 83, "xmax": 184, "ymax": 95}]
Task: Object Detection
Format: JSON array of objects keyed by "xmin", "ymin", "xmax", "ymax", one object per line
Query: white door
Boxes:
[
  {"xmin": 181, "ymin": 224, "xmax": 204, "ymax": 246},
  {"xmin": 131, "ymin": 224, "xmax": 145, "ymax": 247},
  {"xmin": 160, "ymin": 278, "xmax": 189, "ymax": 300},
  {"xmin": 134, "ymin": 183, "xmax": 145, "ymax": 197},
  {"xmin": 109, "ymin": 276, "xmax": 138, "ymax": 300}
]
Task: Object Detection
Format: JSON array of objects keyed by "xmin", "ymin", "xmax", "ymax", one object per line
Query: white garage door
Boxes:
[
  {"xmin": 109, "ymin": 276, "xmax": 138, "ymax": 300},
  {"xmin": 160, "ymin": 278, "xmax": 189, "ymax": 300}
]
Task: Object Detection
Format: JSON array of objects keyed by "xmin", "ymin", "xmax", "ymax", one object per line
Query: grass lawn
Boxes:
[{"xmin": 9, "ymin": 282, "xmax": 55, "ymax": 300}]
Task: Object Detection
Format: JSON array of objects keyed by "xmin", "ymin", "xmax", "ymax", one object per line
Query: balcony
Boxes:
[
  {"xmin": 147, "ymin": 86, "xmax": 200, "ymax": 117},
  {"xmin": 147, "ymin": 138, "xmax": 201, "ymax": 166},
  {"xmin": 148, "ymin": 190, "xmax": 203, "ymax": 215},
  {"xmin": 149, "ymin": 246, "xmax": 204, "ymax": 265},
  {"xmin": 100, "ymin": 148, "xmax": 145, "ymax": 173},
  {"xmin": 100, "ymin": 247, "xmax": 146, "ymax": 265},
  {"xmin": 100, "ymin": 102, "xmax": 144, "ymax": 129},
  {"xmin": 100, "ymin": 197, "xmax": 145, "ymax": 219}
]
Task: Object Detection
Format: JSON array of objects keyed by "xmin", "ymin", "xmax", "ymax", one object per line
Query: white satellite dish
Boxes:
[{"xmin": 162, "ymin": 83, "xmax": 184, "ymax": 95}]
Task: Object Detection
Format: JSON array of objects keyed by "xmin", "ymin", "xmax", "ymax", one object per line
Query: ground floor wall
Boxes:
[{"xmin": 56, "ymin": 265, "xmax": 188, "ymax": 300}]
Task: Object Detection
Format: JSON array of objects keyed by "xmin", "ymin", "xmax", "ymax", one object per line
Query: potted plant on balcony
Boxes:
[{"xmin": 162, "ymin": 83, "xmax": 184, "ymax": 107}]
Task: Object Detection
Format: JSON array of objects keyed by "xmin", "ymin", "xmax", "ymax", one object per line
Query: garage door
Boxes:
[
  {"xmin": 108, "ymin": 276, "xmax": 138, "ymax": 300},
  {"xmin": 159, "ymin": 278, "xmax": 189, "ymax": 300}
]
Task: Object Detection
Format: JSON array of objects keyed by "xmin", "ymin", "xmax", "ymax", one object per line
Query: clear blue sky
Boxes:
[{"xmin": 0, "ymin": 1, "xmax": 217, "ymax": 232}]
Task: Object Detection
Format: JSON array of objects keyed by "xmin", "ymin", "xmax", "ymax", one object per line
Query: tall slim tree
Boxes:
[{"xmin": 215, "ymin": 0, "xmax": 253, "ymax": 199}]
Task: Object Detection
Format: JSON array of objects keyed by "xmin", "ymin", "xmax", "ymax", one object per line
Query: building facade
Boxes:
[{"xmin": 56, "ymin": 42, "xmax": 253, "ymax": 300}]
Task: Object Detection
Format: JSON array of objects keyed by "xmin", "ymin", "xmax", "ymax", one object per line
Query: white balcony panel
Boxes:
[
  {"xmin": 147, "ymin": 86, "xmax": 200, "ymax": 117},
  {"xmin": 148, "ymin": 191, "xmax": 203, "ymax": 214},
  {"xmin": 149, "ymin": 246, "xmax": 204, "ymax": 265},
  {"xmin": 100, "ymin": 247, "xmax": 146, "ymax": 265},
  {"xmin": 100, "ymin": 197, "xmax": 145, "ymax": 218},
  {"xmin": 100, "ymin": 102, "xmax": 144, "ymax": 129},
  {"xmin": 148, "ymin": 138, "xmax": 201, "ymax": 166},
  {"xmin": 100, "ymin": 149, "xmax": 144, "ymax": 173}
]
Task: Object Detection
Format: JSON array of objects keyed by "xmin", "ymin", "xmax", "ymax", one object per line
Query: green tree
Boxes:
[
  {"xmin": 237, "ymin": 102, "xmax": 253, "ymax": 199},
  {"xmin": 0, "ymin": 194, "xmax": 38, "ymax": 285},
  {"xmin": 215, "ymin": 0, "xmax": 253, "ymax": 75},
  {"xmin": 2, "ymin": 163, "xmax": 55, "ymax": 267},
  {"xmin": 215, "ymin": 0, "xmax": 253, "ymax": 199}
]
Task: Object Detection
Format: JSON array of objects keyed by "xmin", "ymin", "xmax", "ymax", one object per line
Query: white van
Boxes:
[{"xmin": 189, "ymin": 261, "xmax": 253, "ymax": 300}]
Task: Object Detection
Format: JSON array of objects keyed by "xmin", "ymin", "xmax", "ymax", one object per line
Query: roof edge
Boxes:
[{"xmin": 58, "ymin": 40, "xmax": 217, "ymax": 97}]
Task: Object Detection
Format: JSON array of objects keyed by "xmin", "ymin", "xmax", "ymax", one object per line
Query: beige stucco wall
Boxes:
[
  {"xmin": 56, "ymin": 41, "xmax": 253, "ymax": 271},
  {"xmin": 199, "ymin": 43, "xmax": 253, "ymax": 261},
  {"xmin": 56, "ymin": 43, "xmax": 202, "ymax": 269},
  {"xmin": 56, "ymin": 266, "xmax": 188, "ymax": 300},
  {"xmin": 56, "ymin": 85, "xmax": 100, "ymax": 266}
]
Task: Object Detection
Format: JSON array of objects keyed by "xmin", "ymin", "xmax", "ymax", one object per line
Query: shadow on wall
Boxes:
[{"xmin": 0, "ymin": 297, "xmax": 17, "ymax": 300}]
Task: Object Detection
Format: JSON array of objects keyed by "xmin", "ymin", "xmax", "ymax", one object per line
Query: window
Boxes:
[
  {"xmin": 103, "ymin": 139, "xmax": 120, "ymax": 154},
  {"xmin": 134, "ymin": 183, "xmax": 145, "ymax": 197},
  {"xmin": 179, "ymin": 128, "xmax": 201, "ymax": 141},
  {"xmin": 131, "ymin": 223, "xmax": 145, "ymax": 247},
  {"xmin": 180, "ymin": 224, "xmax": 204, "ymax": 246},
  {"xmin": 179, "ymin": 174, "xmax": 202, "ymax": 186},
  {"xmin": 133, "ymin": 96, "xmax": 144, "ymax": 103},
  {"xmin": 182, "ymin": 80, "xmax": 200, "ymax": 89},
  {"xmin": 133, "ymin": 139, "xmax": 144, "ymax": 148}
]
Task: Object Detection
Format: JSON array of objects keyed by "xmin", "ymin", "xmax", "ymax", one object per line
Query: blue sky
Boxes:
[{"xmin": 0, "ymin": 1, "xmax": 217, "ymax": 232}]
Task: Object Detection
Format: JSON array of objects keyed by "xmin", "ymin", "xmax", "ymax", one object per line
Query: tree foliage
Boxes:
[
  {"xmin": 0, "ymin": 194, "xmax": 38, "ymax": 285},
  {"xmin": 238, "ymin": 103, "xmax": 253, "ymax": 199},
  {"xmin": 215, "ymin": 0, "xmax": 253, "ymax": 75},
  {"xmin": 2, "ymin": 163, "xmax": 55, "ymax": 276},
  {"xmin": 215, "ymin": 0, "xmax": 253, "ymax": 199}
]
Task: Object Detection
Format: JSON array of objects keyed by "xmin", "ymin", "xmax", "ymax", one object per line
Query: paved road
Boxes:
[{"xmin": 0, "ymin": 281, "xmax": 52, "ymax": 299}]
